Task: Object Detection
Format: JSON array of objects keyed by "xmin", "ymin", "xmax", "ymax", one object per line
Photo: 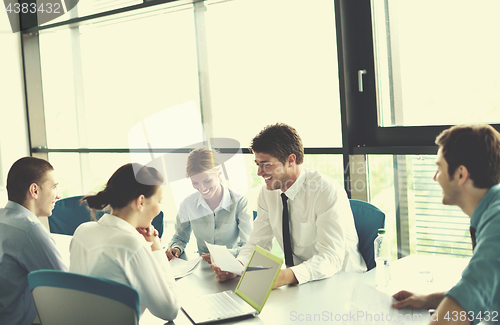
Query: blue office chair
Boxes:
[
  {"xmin": 28, "ymin": 270, "xmax": 140, "ymax": 325},
  {"xmin": 349, "ymin": 199, "xmax": 385, "ymax": 271},
  {"xmin": 49, "ymin": 195, "xmax": 164, "ymax": 237}
]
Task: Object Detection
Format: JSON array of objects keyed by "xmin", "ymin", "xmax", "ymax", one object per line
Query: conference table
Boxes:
[{"xmin": 52, "ymin": 234, "xmax": 487, "ymax": 325}]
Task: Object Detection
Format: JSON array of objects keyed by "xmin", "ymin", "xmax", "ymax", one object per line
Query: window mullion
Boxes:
[{"xmin": 193, "ymin": 1, "xmax": 213, "ymax": 141}]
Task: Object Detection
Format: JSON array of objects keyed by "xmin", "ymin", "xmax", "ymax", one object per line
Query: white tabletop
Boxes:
[
  {"xmin": 51, "ymin": 234, "xmax": 475, "ymax": 325},
  {"xmin": 140, "ymin": 254, "xmax": 472, "ymax": 325}
]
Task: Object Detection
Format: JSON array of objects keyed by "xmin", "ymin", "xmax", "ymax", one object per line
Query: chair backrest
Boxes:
[
  {"xmin": 49, "ymin": 195, "xmax": 164, "ymax": 237},
  {"xmin": 349, "ymin": 199, "xmax": 385, "ymax": 270},
  {"xmin": 49, "ymin": 196, "xmax": 102, "ymax": 235},
  {"xmin": 152, "ymin": 211, "xmax": 164, "ymax": 238},
  {"xmin": 28, "ymin": 270, "xmax": 140, "ymax": 325}
]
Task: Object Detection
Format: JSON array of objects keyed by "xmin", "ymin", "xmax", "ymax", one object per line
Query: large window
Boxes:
[
  {"xmin": 367, "ymin": 155, "xmax": 472, "ymax": 259},
  {"xmin": 205, "ymin": 0, "xmax": 342, "ymax": 148},
  {"xmin": 372, "ymin": 0, "xmax": 500, "ymax": 127},
  {"xmin": 39, "ymin": 3, "xmax": 200, "ymax": 149},
  {"xmin": 21, "ymin": 0, "xmax": 499, "ymax": 259},
  {"xmin": 30, "ymin": 0, "xmax": 345, "ymax": 239}
]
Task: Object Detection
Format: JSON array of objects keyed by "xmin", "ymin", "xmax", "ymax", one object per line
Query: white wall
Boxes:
[{"xmin": 0, "ymin": 11, "xmax": 30, "ymax": 206}]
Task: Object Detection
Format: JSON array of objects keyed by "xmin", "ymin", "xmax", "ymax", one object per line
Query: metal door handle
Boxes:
[{"xmin": 358, "ymin": 69, "xmax": 367, "ymax": 92}]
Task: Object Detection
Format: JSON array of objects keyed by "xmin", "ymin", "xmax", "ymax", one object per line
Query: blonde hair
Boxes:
[{"xmin": 186, "ymin": 148, "xmax": 220, "ymax": 178}]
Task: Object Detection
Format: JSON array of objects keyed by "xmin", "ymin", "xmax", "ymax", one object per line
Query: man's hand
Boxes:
[
  {"xmin": 392, "ymin": 290, "xmax": 444, "ymax": 310},
  {"xmin": 201, "ymin": 253, "xmax": 211, "ymax": 264},
  {"xmin": 272, "ymin": 268, "xmax": 298, "ymax": 289},
  {"xmin": 210, "ymin": 264, "xmax": 237, "ymax": 282},
  {"xmin": 166, "ymin": 247, "xmax": 181, "ymax": 260}
]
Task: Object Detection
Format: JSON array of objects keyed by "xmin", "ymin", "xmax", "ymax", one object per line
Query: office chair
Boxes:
[
  {"xmin": 349, "ymin": 199, "xmax": 385, "ymax": 270},
  {"xmin": 49, "ymin": 195, "xmax": 164, "ymax": 237},
  {"xmin": 28, "ymin": 270, "xmax": 140, "ymax": 325}
]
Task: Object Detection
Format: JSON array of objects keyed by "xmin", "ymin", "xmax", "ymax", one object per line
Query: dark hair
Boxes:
[
  {"xmin": 250, "ymin": 123, "xmax": 304, "ymax": 165},
  {"xmin": 82, "ymin": 163, "xmax": 163, "ymax": 216},
  {"xmin": 435, "ymin": 124, "xmax": 500, "ymax": 189},
  {"xmin": 7, "ymin": 157, "xmax": 54, "ymax": 205}
]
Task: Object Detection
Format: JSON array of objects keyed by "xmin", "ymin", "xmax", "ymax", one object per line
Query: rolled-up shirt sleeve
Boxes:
[{"xmin": 168, "ymin": 214, "xmax": 192, "ymax": 255}]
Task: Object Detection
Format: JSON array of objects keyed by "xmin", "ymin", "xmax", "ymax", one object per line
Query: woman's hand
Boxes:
[
  {"xmin": 166, "ymin": 247, "xmax": 181, "ymax": 260},
  {"xmin": 137, "ymin": 225, "xmax": 162, "ymax": 251},
  {"xmin": 201, "ymin": 253, "xmax": 211, "ymax": 264}
]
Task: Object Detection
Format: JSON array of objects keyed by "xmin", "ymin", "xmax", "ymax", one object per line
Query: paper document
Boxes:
[
  {"xmin": 347, "ymin": 282, "xmax": 425, "ymax": 325},
  {"xmin": 169, "ymin": 256, "xmax": 202, "ymax": 279},
  {"xmin": 205, "ymin": 242, "xmax": 245, "ymax": 275}
]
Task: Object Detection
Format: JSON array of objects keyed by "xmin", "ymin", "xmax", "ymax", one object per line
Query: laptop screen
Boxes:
[{"xmin": 234, "ymin": 246, "xmax": 283, "ymax": 313}]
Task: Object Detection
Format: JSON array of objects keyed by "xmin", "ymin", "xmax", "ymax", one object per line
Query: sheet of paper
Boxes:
[
  {"xmin": 346, "ymin": 282, "xmax": 428, "ymax": 325},
  {"xmin": 169, "ymin": 256, "xmax": 202, "ymax": 279},
  {"xmin": 205, "ymin": 242, "xmax": 245, "ymax": 275}
]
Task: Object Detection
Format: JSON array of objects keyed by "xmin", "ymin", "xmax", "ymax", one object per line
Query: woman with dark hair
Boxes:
[{"xmin": 69, "ymin": 163, "xmax": 178, "ymax": 321}]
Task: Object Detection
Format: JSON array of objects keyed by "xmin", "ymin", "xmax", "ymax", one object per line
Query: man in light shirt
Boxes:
[
  {"xmin": 0, "ymin": 157, "xmax": 67, "ymax": 325},
  {"xmin": 212, "ymin": 123, "xmax": 366, "ymax": 288}
]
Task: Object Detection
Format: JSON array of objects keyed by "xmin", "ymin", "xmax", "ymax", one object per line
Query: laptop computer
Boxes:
[{"xmin": 181, "ymin": 246, "xmax": 283, "ymax": 324}]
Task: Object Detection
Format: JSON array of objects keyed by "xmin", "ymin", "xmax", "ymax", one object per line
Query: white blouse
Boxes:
[{"xmin": 70, "ymin": 214, "xmax": 178, "ymax": 321}]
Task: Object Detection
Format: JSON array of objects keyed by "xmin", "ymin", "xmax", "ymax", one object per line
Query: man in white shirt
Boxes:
[
  {"xmin": 212, "ymin": 123, "xmax": 366, "ymax": 288},
  {"xmin": 0, "ymin": 157, "xmax": 67, "ymax": 325}
]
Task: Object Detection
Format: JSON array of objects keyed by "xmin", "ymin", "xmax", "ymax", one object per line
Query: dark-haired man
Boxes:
[
  {"xmin": 393, "ymin": 124, "xmax": 500, "ymax": 325},
  {"xmin": 0, "ymin": 157, "xmax": 67, "ymax": 325},
  {"xmin": 212, "ymin": 123, "xmax": 366, "ymax": 288}
]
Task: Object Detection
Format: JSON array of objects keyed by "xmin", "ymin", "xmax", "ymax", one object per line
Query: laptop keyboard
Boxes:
[{"xmin": 201, "ymin": 291, "xmax": 248, "ymax": 319}]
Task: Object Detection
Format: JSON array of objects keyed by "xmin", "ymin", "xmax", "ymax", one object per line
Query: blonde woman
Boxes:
[{"xmin": 166, "ymin": 148, "xmax": 252, "ymax": 262}]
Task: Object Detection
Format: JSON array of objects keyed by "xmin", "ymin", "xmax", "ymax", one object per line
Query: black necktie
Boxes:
[
  {"xmin": 470, "ymin": 226, "xmax": 477, "ymax": 251},
  {"xmin": 281, "ymin": 193, "xmax": 294, "ymax": 267}
]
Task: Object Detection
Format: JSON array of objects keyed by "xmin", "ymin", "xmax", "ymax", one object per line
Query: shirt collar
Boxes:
[
  {"xmin": 470, "ymin": 183, "xmax": 500, "ymax": 229},
  {"xmin": 98, "ymin": 213, "xmax": 142, "ymax": 236},
  {"xmin": 196, "ymin": 184, "xmax": 232, "ymax": 212},
  {"xmin": 5, "ymin": 200, "xmax": 39, "ymax": 223},
  {"xmin": 282, "ymin": 168, "xmax": 306, "ymax": 201}
]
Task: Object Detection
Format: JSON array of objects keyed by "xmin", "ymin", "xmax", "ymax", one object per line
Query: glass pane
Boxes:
[
  {"xmin": 206, "ymin": 0, "xmax": 342, "ymax": 147},
  {"xmin": 366, "ymin": 155, "xmax": 398, "ymax": 260},
  {"xmin": 372, "ymin": 0, "xmax": 500, "ymax": 126},
  {"xmin": 367, "ymin": 154, "xmax": 472, "ymax": 258},
  {"xmin": 39, "ymin": 0, "xmax": 143, "ymax": 26},
  {"xmin": 39, "ymin": 4, "xmax": 200, "ymax": 149},
  {"xmin": 411, "ymin": 155, "xmax": 472, "ymax": 257}
]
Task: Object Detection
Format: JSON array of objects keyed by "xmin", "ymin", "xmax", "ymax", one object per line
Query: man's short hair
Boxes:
[
  {"xmin": 6, "ymin": 157, "xmax": 54, "ymax": 205},
  {"xmin": 250, "ymin": 123, "xmax": 304, "ymax": 165},
  {"xmin": 435, "ymin": 124, "xmax": 500, "ymax": 189}
]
